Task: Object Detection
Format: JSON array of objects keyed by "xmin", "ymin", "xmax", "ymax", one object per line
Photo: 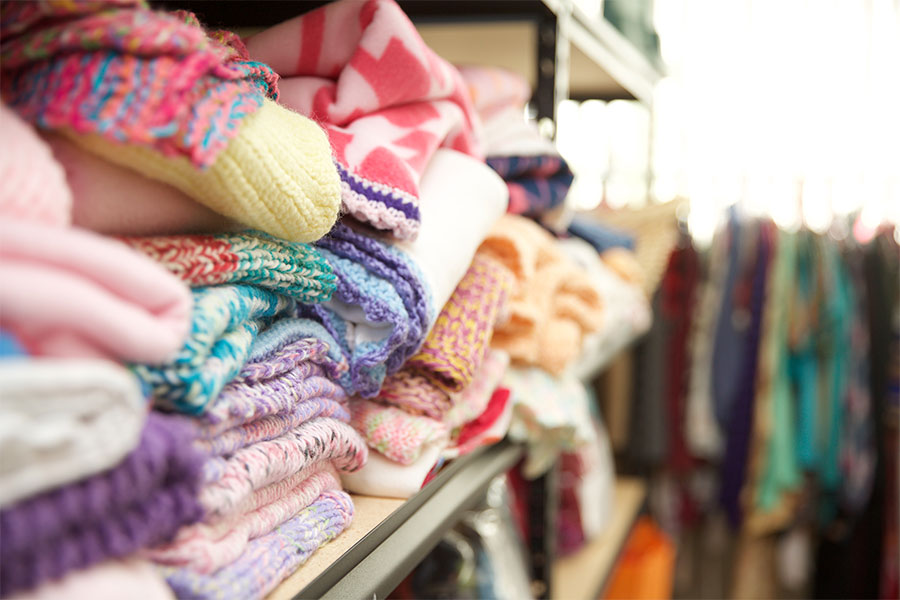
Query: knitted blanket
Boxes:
[
  {"xmin": 377, "ymin": 252, "xmax": 514, "ymax": 419},
  {"xmin": 304, "ymin": 223, "xmax": 431, "ymax": 397},
  {"xmin": 479, "ymin": 215, "xmax": 605, "ymax": 375},
  {"xmin": 133, "ymin": 285, "xmax": 295, "ymax": 415},
  {"xmin": 350, "ymin": 398, "xmax": 448, "ymax": 465},
  {"xmin": 246, "ymin": 0, "xmax": 482, "ymax": 240},
  {"xmin": 0, "ymin": 359, "xmax": 145, "ymax": 508},
  {"xmin": 124, "ymin": 232, "xmax": 336, "ymax": 303},
  {"xmin": 442, "ymin": 349, "xmax": 510, "ymax": 431},
  {"xmin": 0, "ymin": 0, "xmax": 276, "ymax": 169},
  {"xmin": 0, "ymin": 220, "xmax": 191, "ymax": 364},
  {"xmin": 0, "ymin": 413, "xmax": 206, "ymax": 596},
  {"xmin": 163, "ymin": 490, "xmax": 354, "ymax": 600}
]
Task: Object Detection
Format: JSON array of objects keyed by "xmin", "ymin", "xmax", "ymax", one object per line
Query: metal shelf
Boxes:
[{"xmin": 267, "ymin": 440, "xmax": 525, "ymax": 600}]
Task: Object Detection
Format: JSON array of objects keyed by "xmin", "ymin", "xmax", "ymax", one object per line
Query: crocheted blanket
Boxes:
[
  {"xmin": 133, "ymin": 285, "xmax": 296, "ymax": 415},
  {"xmin": 0, "ymin": 413, "xmax": 206, "ymax": 596},
  {"xmin": 163, "ymin": 490, "xmax": 353, "ymax": 600},
  {"xmin": 246, "ymin": 0, "xmax": 482, "ymax": 240},
  {"xmin": 376, "ymin": 252, "xmax": 513, "ymax": 419},
  {"xmin": 124, "ymin": 232, "xmax": 336, "ymax": 303},
  {"xmin": 0, "ymin": 0, "xmax": 277, "ymax": 169},
  {"xmin": 304, "ymin": 223, "xmax": 431, "ymax": 397}
]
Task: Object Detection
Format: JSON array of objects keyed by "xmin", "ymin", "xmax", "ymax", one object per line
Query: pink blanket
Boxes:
[{"xmin": 246, "ymin": 0, "xmax": 482, "ymax": 240}]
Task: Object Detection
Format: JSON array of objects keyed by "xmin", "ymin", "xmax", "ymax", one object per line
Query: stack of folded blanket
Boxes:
[{"xmin": 0, "ymin": 0, "xmax": 653, "ymax": 596}]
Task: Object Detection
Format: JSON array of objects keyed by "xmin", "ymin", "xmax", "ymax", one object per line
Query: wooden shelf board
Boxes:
[{"xmin": 551, "ymin": 477, "xmax": 647, "ymax": 600}]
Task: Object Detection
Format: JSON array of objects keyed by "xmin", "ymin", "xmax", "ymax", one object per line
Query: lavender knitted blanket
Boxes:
[
  {"xmin": 304, "ymin": 223, "xmax": 432, "ymax": 397},
  {"xmin": 0, "ymin": 413, "xmax": 205, "ymax": 596}
]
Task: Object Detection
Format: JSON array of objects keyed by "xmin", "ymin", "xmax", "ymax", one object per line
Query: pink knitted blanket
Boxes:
[{"xmin": 246, "ymin": 0, "xmax": 482, "ymax": 240}]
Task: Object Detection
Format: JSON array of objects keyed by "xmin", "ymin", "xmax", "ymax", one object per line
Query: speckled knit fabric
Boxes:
[
  {"xmin": 162, "ymin": 490, "xmax": 353, "ymax": 600},
  {"xmin": 479, "ymin": 215, "xmax": 605, "ymax": 375},
  {"xmin": 303, "ymin": 223, "xmax": 432, "ymax": 397},
  {"xmin": 146, "ymin": 464, "xmax": 341, "ymax": 574},
  {"xmin": 199, "ymin": 417, "xmax": 366, "ymax": 519},
  {"xmin": 132, "ymin": 285, "xmax": 295, "ymax": 415},
  {"xmin": 376, "ymin": 252, "xmax": 514, "ymax": 418},
  {"xmin": 0, "ymin": 0, "xmax": 276, "ymax": 169},
  {"xmin": 443, "ymin": 349, "xmax": 511, "ymax": 431},
  {"xmin": 350, "ymin": 398, "xmax": 448, "ymax": 465},
  {"xmin": 123, "ymin": 232, "xmax": 336, "ymax": 303},
  {"xmin": 0, "ymin": 413, "xmax": 206, "ymax": 596}
]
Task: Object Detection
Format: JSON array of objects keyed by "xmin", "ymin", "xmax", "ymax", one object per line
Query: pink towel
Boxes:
[
  {"xmin": 0, "ymin": 221, "xmax": 191, "ymax": 363},
  {"xmin": 0, "ymin": 105, "xmax": 71, "ymax": 226},
  {"xmin": 246, "ymin": 0, "xmax": 482, "ymax": 240}
]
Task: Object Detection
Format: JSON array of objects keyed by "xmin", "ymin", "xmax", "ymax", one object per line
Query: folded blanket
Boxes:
[
  {"xmin": 163, "ymin": 490, "xmax": 354, "ymax": 600},
  {"xmin": 504, "ymin": 368, "xmax": 597, "ymax": 478},
  {"xmin": 304, "ymin": 223, "xmax": 431, "ymax": 397},
  {"xmin": 6, "ymin": 559, "xmax": 175, "ymax": 600},
  {"xmin": 0, "ymin": 359, "xmax": 145, "ymax": 508},
  {"xmin": 0, "ymin": 105, "xmax": 71, "ymax": 226},
  {"xmin": 443, "ymin": 387, "xmax": 513, "ymax": 460},
  {"xmin": 341, "ymin": 441, "xmax": 444, "ymax": 499},
  {"xmin": 124, "ymin": 232, "xmax": 336, "ymax": 303},
  {"xmin": 45, "ymin": 134, "xmax": 243, "ymax": 237},
  {"xmin": 479, "ymin": 215, "xmax": 605, "ymax": 375},
  {"xmin": 0, "ymin": 413, "xmax": 205, "ymax": 596},
  {"xmin": 487, "ymin": 155, "xmax": 574, "ymax": 218},
  {"xmin": 132, "ymin": 285, "xmax": 295, "ymax": 414},
  {"xmin": 350, "ymin": 398, "xmax": 448, "ymax": 465},
  {"xmin": 246, "ymin": 0, "xmax": 482, "ymax": 240},
  {"xmin": 147, "ymin": 463, "xmax": 342, "ymax": 574},
  {"xmin": 0, "ymin": 220, "xmax": 191, "ymax": 364},
  {"xmin": 443, "ymin": 349, "xmax": 511, "ymax": 431},
  {"xmin": 2, "ymin": 1, "xmax": 341, "ymax": 242}
]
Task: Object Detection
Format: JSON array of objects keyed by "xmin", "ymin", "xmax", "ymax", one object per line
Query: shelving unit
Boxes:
[{"xmin": 552, "ymin": 477, "xmax": 647, "ymax": 600}]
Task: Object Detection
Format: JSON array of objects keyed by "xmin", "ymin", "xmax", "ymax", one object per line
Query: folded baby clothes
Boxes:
[
  {"xmin": 376, "ymin": 252, "xmax": 514, "ymax": 419},
  {"xmin": 246, "ymin": 0, "xmax": 483, "ymax": 240},
  {"xmin": 45, "ymin": 134, "xmax": 242, "ymax": 237},
  {"xmin": 350, "ymin": 398, "xmax": 448, "ymax": 465},
  {"xmin": 0, "ymin": 220, "xmax": 191, "ymax": 363},
  {"xmin": 504, "ymin": 368, "xmax": 598, "ymax": 478},
  {"xmin": 162, "ymin": 490, "xmax": 354, "ymax": 600},
  {"xmin": 0, "ymin": 413, "xmax": 206, "ymax": 596},
  {"xmin": 304, "ymin": 223, "xmax": 431, "ymax": 397},
  {"xmin": 479, "ymin": 215, "xmax": 605, "ymax": 375},
  {"xmin": 0, "ymin": 105, "xmax": 71, "ymax": 226},
  {"xmin": 2, "ymin": 1, "xmax": 341, "ymax": 243},
  {"xmin": 0, "ymin": 359, "xmax": 145, "ymax": 508},
  {"xmin": 132, "ymin": 285, "xmax": 295, "ymax": 415},
  {"xmin": 124, "ymin": 232, "xmax": 336, "ymax": 303},
  {"xmin": 6, "ymin": 559, "xmax": 175, "ymax": 600}
]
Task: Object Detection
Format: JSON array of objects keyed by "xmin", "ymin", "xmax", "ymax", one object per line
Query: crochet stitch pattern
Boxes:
[
  {"xmin": 133, "ymin": 285, "xmax": 295, "ymax": 415},
  {"xmin": 163, "ymin": 490, "xmax": 353, "ymax": 600},
  {"xmin": 123, "ymin": 232, "xmax": 336, "ymax": 303},
  {"xmin": 0, "ymin": 0, "xmax": 277, "ymax": 169},
  {"xmin": 0, "ymin": 413, "xmax": 206, "ymax": 596}
]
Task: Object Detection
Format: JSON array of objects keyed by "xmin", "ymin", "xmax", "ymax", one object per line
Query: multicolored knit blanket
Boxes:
[
  {"xmin": 350, "ymin": 398, "xmax": 448, "ymax": 465},
  {"xmin": 303, "ymin": 223, "xmax": 432, "ymax": 397},
  {"xmin": 0, "ymin": 413, "xmax": 206, "ymax": 596},
  {"xmin": 246, "ymin": 0, "xmax": 482, "ymax": 240},
  {"xmin": 376, "ymin": 252, "xmax": 514, "ymax": 419},
  {"xmin": 124, "ymin": 231, "xmax": 336, "ymax": 303},
  {"xmin": 487, "ymin": 155, "xmax": 574, "ymax": 218},
  {"xmin": 132, "ymin": 285, "xmax": 295, "ymax": 415},
  {"xmin": 0, "ymin": 0, "xmax": 277, "ymax": 169},
  {"xmin": 163, "ymin": 490, "xmax": 354, "ymax": 600}
]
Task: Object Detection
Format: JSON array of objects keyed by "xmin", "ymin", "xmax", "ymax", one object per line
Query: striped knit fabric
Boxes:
[
  {"xmin": 147, "ymin": 464, "xmax": 342, "ymax": 574},
  {"xmin": 350, "ymin": 398, "xmax": 448, "ymax": 465},
  {"xmin": 487, "ymin": 155, "xmax": 574, "ymax": 218},
  {"xmin": 132, "ymin": 285, "xmax": 295, "ymax": 415},
  {"xmin": 163, "ymin": 490, "xmax": 354, "ymax": 600},
  {"xmin": 123, "ymin": 232, "xmax": 336, "ymax": 303},
  {"xmin": 0, "ymin": 0, "xmax": 277, "ymax": 169}
]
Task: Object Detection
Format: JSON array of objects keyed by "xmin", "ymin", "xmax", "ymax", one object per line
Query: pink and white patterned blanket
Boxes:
[{"xmin": 246, "ymin": 0, "xmax": 482, "ymax": 241}]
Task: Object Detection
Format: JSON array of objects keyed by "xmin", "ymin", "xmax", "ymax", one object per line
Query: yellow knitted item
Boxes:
[{"xmin": 64, "ymin": 99, "xmax": 341, "ymax": 243}]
